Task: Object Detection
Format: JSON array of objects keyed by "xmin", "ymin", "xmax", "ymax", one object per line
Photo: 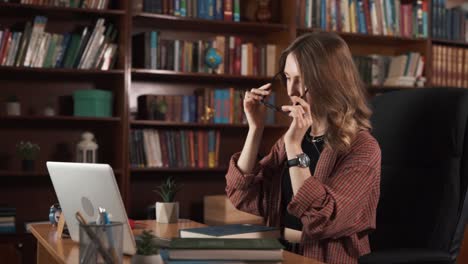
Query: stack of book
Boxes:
[
  {"xmin": 156, "ymin": 224, "xmax": 283, "ymax": 263},
  {"xmin": 353, "ymin": 52, "xmax": 424, "ymax": 87},
  {"xmin": 179, "ymin": 224, "xmax": 281, "ymax": 239},
  {"xmin": 383, "ymin": 52, "xmax": 424, "ymax": 87},
  {"xmin": 166, "ymin": 238, "xmax": 283, "ymax": 263},
  {"xmin": 0, "ymin": 207, "xmax": 16, "ymax": 234}
]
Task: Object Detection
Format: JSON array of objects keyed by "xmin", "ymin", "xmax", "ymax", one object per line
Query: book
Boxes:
[
  {"xmin": 169, "ymin": 238, "xmax": 283, "ymax": 261},
  {"xmin": 160, "ymin": 249, "xmax": 282, "ymax": 264},
  {"xmin": 180, "ymin": 224, "xmax": 280, "ymax": 239}
]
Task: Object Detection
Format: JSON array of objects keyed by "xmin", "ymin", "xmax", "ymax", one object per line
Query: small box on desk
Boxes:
[
  {"xmin": 203, "ymin": 195, "xmax": 263, "ymax": 226},
  {"xmin": 73, "ymin": 89, "xmax": 113, "ymax": 117}
]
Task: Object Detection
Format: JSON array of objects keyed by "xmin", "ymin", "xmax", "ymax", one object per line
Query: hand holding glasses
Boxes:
[{"xmin": 240, "ymin": 72, "xmax": 309, "ymax": 116}]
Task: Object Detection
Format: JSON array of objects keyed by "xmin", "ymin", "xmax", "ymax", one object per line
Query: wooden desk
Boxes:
[{"xmin": 29, "ymin": 219, "xmax": 323, "ymax": 264}]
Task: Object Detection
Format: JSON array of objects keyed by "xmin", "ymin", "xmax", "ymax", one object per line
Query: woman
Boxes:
[{"xmin": 225, "ymin": 32, "xmax": 381, "ymax": 264}]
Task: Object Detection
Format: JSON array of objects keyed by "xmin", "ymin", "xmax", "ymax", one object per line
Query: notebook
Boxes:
[{"xmin": 179, "ymin": 224, "xmax": 280, "ymax": 239}]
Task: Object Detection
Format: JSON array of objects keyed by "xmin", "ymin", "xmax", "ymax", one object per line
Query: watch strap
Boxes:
[{"xmin": 287, "ymin": 158, "xmax": 300, "ymax": 168}]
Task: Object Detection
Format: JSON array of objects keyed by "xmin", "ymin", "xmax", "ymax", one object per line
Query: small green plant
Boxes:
[
  {"xmin": 16, "ymin": 141, "xmax": 40, "ymax": 160},
  {"xmin": 153, "ymin": 176, "xmax": 182, "ymax": 203},
  {"xmin": 136, "ymin": 230, "xmax": 159, "ymax": 255}
]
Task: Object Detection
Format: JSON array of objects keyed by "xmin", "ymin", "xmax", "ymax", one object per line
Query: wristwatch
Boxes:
[{"xmin": 287, "ymin": 153, "xmax": 311, "ymax": 168}]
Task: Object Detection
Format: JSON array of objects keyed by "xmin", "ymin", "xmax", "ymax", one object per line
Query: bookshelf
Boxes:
[{"xmin": 0, "ymin": 0, "xmax": 466, "ymax": 262}]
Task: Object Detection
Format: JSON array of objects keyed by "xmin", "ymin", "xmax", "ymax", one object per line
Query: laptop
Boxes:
[{"xmin": 46, "ymin": 162, "xmax": 136, "ymax": 255}]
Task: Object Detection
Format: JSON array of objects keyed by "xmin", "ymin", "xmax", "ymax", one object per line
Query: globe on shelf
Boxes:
[{"xmin": 204, "ymin": 47, "xmax": 223, "ymax": 74}]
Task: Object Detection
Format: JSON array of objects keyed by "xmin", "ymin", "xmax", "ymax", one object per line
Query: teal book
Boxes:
[
  {"xmin": 179, "ymin": 224, "xmax": 280, "ymax": 239},
  {"xmin": 168, "ymin": 238, "xmax": 283, "ymax": 261}
]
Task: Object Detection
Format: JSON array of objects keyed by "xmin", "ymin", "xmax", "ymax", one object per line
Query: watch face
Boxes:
[{"xmin": 298, "ymin": 153, "xmax": 310, "ymax": 168}]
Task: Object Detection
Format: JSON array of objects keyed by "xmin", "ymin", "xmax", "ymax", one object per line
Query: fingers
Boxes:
[
  {"xmin": 259, "ymin": 83, "xmax": 272, "ymax": 90},
  {"xmin": 291, "ymin": 96, "xmax": 311, "ymax": 112},
  {"xmin": 244, "ymin": 91, "xmax": 263, "ymax": 102},
  {"xmin": 243, "ymin": 83, "xmax": 272, "ymax": 103},
  {"xmin": 281, "ymin": 103, "xmax": 313, "ymax": 129}
]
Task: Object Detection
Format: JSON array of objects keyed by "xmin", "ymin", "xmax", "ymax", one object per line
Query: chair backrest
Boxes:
[{"xmin": 369, "ymin": 88, "xmax": 468, "ymax": 259}]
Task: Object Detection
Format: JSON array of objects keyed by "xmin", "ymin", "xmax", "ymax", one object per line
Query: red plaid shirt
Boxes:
[{"xmin": 225, "ymin": 130, "xmax": 381, "ymax": 264}]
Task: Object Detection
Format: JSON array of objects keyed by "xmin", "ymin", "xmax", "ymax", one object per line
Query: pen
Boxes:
[
  {"xmin": 99, "ymin": 207, "xmax": 119, "ymax": 263},
  {"xmin": 76, "ymin": 211, "xmax": 114, "ymax": 264}
]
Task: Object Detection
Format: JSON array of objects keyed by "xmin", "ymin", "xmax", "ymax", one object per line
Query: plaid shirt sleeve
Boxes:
[
  {"xmin": 287, "ymin": 137, "xmax": 381, "ymax": 240},
  {"xmin": 225, "ymin": 138, "xmax": 285, "ymax": 218}
]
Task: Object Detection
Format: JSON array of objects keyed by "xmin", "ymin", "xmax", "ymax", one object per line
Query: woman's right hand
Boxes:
[{"xmin": 243, "ymin": 83, "xmax": 272, "ymax": 129}]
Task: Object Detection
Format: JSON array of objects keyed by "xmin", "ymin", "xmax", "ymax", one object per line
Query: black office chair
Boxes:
[{"xmin": 359, "ymin": 88, "xmax": 468, "ymax": 264}]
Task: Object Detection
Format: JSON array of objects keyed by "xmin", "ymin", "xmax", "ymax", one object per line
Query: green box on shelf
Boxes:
[{"xmin": 73, "ymin": 89, "xmax": 113, "ymax": 117}]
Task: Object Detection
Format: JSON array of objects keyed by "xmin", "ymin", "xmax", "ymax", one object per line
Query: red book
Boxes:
[
  {"xmin": 224, "ymin": 0, "xmax": 233, "ymax": 21},
  {"xmin": 169, "ymin": 0, "xmax": 174, "ymax": 15},
  {"xmin": 253, "ymin": 45, "xmax": 258, "ymax": 76},
  {"xmin": 234, "ymin": 37, "xmax": 242, "ymax": 75},
  {"xmin": 198, "ymin": 130, "xmax": 204, "ymax": 168},
  {"xmin": 163, "ymin": 0, "xmax": 169, "ymax": 14},
  {"xmin": 0, "ymin": 29, "xmax": 11, "ymax": 65},
  {"xmin": 188, "ymin": 130, "xmax": 195, "ymax": 168},
  {"xmin": 158, "ymin": 131, "xmax": 169, "ymax": 168},
  {"xmin": 362, "ymin": 0, "xmax": 372, "ymax": 35},
  {"xmin": 215, "ymin": 130, "xmax": 220, "ymax": 167}
]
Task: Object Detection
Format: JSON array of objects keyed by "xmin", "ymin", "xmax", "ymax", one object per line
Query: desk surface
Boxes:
[{"xmin": 30, "ymin": 219, "xmax": 324, "ymax": 264}]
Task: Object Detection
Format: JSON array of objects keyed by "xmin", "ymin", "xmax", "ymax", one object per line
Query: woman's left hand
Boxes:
[{"xmin": 281, "ymin": 96, "xmax": 313, "ymax": 148}]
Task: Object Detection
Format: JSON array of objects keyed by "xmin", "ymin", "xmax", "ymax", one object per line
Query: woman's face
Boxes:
[{"xmin": 284, "ymin": 53, "xmax": 306, "ymax": 100}]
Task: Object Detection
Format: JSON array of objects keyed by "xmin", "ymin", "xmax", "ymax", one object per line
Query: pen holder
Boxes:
[{"xmin": 79, "ymin": 221, "xmax": 123, "ymax": 264}]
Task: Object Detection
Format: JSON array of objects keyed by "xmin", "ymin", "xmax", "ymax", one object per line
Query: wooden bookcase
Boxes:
[{"xmin": 0, "ymin": 0, "xmax": 466, "ymax": 263}]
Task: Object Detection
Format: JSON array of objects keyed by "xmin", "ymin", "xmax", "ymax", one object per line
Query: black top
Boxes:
[{"xmin": 281, "ymin": 132, "xmax": 325, "ymax": 231}]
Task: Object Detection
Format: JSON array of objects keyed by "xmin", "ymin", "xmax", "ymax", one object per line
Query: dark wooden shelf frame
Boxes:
[
  {"xmin": 130, "ymin": 167, "xmax": 228, "ymax": 173},
  {"xmin": 297, "ymin": 27, "xmax": 428, "ymax": 46},
  {"xmin": 133, "ymin": 13, "xmax": 288, "ymax": 35},
  {"xmin": 431, "ymin": 38, "xmax": 468, "ymax": 48},
  {"xmin": 130, "ymin": 120, "xmax": 288, "ymax": 129},
  {"xmin": 131, "ymin": 69, "xmax": 273, "ymax": 84}
]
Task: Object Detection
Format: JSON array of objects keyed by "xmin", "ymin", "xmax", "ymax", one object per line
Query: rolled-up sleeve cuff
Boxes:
[
  {"xmin": 287, "ymin": 176, "xmax": 326, "ymax": 218},
  {"xmin": 225, "ymin": 152, "xmax": 262, "ymax": 190}
]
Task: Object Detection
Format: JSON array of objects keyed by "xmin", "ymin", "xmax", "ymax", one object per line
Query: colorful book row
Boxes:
[
  {"xmin": 14, "ymin": 0, "xmax": 111, "ymax": 9},
  {"xmin": 431, "ymin": 0, "xmax": 467, "ymax": 42},
  {"xmin": 135, "ymin": 0, "xmax": 241, "ymax": 22},
  {"xmin": 0, "ymin": 16, "xmax": 118, "ymax": 70},
  {"xmin": 137, "ymin": 88, "xmax": 276, "ymax": 125},
  {"xmin": 432, "ymin": 45, "xmax": 468, "ymax": 88},
  {"xmin": 133, "ymin": 33, "xmax": 278, "ymax": 76},
  {"xmin": 298, "ymin": 0, "xmax": 428, "ymax": 38},
  {"xmin": 130, "ymin": 129, "xmax": 220, "ymax": 169}
]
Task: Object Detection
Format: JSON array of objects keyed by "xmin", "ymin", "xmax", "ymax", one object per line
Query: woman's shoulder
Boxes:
[
  {"xmin": 346, "ymin": 130, "xmax": 381, "ymax": 161},
  {"xmin": 353, "ymin": 130, "xmax": 379, "ymax": 148}
]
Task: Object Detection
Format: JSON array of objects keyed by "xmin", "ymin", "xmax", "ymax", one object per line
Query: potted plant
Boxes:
[
  {"xmin": 16, "ymin": 141, "xmax": 40, "ymax": 171},
  {"xmin": 154, "ymin": 176, "xmax": 181, "ymax": 223},
  {"xmin": 6, "ymin": 95, "xmax": 20, "ymax": 116},
  {"xmin": 131, "ymin": 230, "xmax": 162, "ymax": 264}
]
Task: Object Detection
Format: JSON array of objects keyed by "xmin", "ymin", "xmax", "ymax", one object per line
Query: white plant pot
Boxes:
[
  {"xmin": 6, "ymin": 102, "xmax": 20, "ymax": 116},
  {"xmin": 155, "ymin": 202, "xmax": 179, "ymax": 223},
  {"xmin": 44, "ymin": 106, "xmax": 55, "ymax": 116},
  {"xmin": 131, "ymin": 254, "xmax": 163, "ymax": 264}
]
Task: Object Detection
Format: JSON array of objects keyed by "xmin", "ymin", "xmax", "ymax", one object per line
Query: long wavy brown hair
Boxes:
[{"xmin": 278, "ymin": 32, "xmax": 372, "ymax": 153}]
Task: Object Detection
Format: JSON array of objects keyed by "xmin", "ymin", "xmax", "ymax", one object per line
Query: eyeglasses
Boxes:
[{"xmin": 239, "ymin": 72, "xmax": 309, "ymax": 116}]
